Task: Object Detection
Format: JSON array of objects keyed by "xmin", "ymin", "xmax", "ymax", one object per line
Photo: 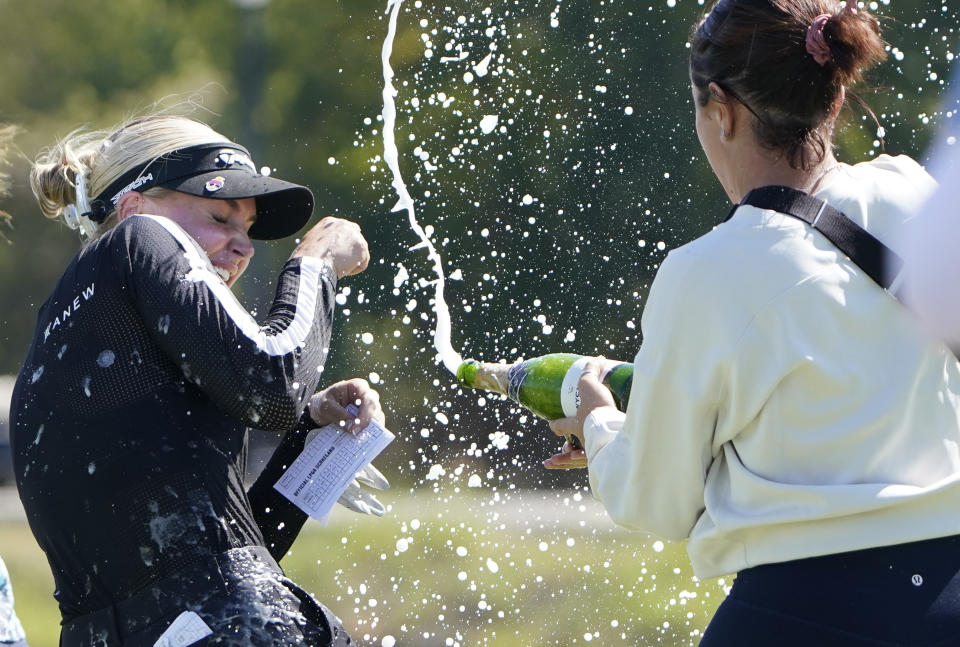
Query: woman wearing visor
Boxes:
[{"xmin": 11, "ymin": 115, "xmax": 380, "ymax": 646}]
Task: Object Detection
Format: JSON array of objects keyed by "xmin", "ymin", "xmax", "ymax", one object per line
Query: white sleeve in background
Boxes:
[
  {"xmin": 898, "ymin": 82, "xmax": 960, "ymax": 344},
  {"xmin": 900, "ymin": 149, "xmax": 960, "ymax": 344},
  {"xmin": 584, "ymin": 247, "xmax": 728, "ymax": 540}
]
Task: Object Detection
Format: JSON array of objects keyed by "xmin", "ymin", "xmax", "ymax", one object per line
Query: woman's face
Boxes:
[{"xmin": 142, "ymin": 191, "xmax": 257, "ymax": 287}]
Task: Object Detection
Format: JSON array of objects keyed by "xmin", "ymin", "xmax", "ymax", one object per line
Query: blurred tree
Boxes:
[{"xmin": 0, "ymin": 0, "xmax": 954, "ymax": 486}]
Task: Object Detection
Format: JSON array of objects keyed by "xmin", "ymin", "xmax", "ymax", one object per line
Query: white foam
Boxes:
[
  {"xmin": 393, "ymin": 263, "xmax": 410, "ymax": 287},
  {"xmin": 479, "ymin": 114, "xmax": 499, "ymax": 134},
  {"xmin": 382, "ymin": 0, "xmax": 463, "ymax": 375},
  {"xmin": 473, "ymin": 52, "xmax": 494, "ymax": 77}
]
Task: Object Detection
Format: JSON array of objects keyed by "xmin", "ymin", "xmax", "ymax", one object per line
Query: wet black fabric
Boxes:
[
  {"xmin": 59, "ymin": 546, "xmax": 352, "ymax": 647},
  {"xmin": 9, "ymin": 215, "xmax": 335, "ymax": 631},
  {"xmin": 700, "ymin": 534, "xmax": 960, "ymax": 646},
  {"xmin": 247, "ymin": 410, "xmax": 316, "ymax": 558}
]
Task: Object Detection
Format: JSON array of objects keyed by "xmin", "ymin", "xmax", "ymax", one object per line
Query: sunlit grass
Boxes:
[{"xmin": 2, "ymin": 488, "xmax": 725, "ymax": 646}]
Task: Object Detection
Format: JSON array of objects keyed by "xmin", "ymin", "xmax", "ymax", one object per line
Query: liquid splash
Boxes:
[{"xmin": 381, "ymin": 0, "xmax": 463, "ymax": 375}]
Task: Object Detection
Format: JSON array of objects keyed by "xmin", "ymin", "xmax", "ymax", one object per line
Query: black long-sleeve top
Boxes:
[{"xmin": 10, "ymin": 214, "xmax": 330, "ymax": 621}]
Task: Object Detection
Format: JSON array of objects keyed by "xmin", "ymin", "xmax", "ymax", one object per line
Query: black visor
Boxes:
[{"xmin": 86, "ymin": 143, "xmax": 314, "ymax": 240}]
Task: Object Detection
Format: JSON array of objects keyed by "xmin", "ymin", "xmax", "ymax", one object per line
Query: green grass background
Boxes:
[{"xmin": 1, "ymin": 488, "xmax": 726, "ymax": 646}]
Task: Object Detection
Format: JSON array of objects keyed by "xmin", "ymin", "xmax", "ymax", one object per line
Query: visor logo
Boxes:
[
  {"xmin": 110, "ymin": 173, "xmax": 155, "ymax": 205},
  {"xmin": 216, "ymin": 149, "xmax": 257, "ymax": 173},
  {"xmin": 205, "ymin": 176, "xmax": 226, "ymax": 193}
]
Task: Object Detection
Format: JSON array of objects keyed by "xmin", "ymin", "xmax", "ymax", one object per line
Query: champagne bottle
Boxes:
[{"xmin": 456, "ymin": 353, "xmax": 633, "ymax": 449}]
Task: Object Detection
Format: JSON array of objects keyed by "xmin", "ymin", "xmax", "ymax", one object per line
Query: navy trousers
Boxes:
[{"xmin": 700, "ymin": 535, "xmax": 960, "ymax": 646}]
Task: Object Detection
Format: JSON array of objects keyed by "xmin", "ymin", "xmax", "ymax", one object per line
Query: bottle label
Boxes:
[
  {"xmin": 560, "ymin": 357, "xmax": 592, "ymax": 417},
  {"xmin": 506, "ymin": 363, "xmax": 525, "ymax": 404}
]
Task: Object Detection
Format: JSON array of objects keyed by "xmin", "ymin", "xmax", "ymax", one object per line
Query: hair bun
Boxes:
[
  {"xmin": 690, "ymin": 0, "xmax": 887, "ymax": 170},
  {"xmin": 31, "ymin": 144, "xmax": 80, "ymax": 221},
  {"xmin": 822, "ymin": 7, "xmax": 885, "ymax": 84}
]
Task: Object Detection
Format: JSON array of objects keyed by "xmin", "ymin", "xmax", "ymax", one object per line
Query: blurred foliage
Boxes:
[
  {"xmin": 2, "ymin": 488, "xmax": 727, "ymax": 647},
  {"xmin": 0, "ymin": 0, "xmax": 956, "ymax": 490}
]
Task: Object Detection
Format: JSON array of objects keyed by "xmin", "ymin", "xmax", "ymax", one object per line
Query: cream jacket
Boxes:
[{"xmin": 585, "ymin": 155, "xmax": 960, "ymax": 578}]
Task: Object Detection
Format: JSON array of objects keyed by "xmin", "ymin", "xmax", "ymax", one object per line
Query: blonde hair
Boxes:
[{"xmin": 30, "ymin": 115, "xmax": 230, "ymax": 241}]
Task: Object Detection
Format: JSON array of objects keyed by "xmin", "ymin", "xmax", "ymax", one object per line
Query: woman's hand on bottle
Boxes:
[
  {"xmin": 290, "ymin": 216, "xmax": 370, "ymax": 278},
  {"xmin": 543, "ymin": 358, "xmax": 617, "ymax": 469},
  {"xmin": 308, "ymin": 378, "xmax": 384, "ymax": 434},
  {"xmin": 574, "ymin": 358, "xmax": 618, "ymax": 422}
]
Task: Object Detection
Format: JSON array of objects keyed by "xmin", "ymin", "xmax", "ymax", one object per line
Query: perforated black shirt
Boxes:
[{"xmin": 10, "ymin": 214, "xmax": 335, "ymax": 621}]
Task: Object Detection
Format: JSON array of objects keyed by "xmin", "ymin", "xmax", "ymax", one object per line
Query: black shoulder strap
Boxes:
[{"xmin": 736, "ymin": 185, "xmax": 903, "ymax": 292}]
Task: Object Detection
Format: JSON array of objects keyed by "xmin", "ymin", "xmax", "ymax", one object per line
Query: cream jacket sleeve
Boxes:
[{"xmin": 584, "ymin": 243, "xmax": 736, "ymax": 539}]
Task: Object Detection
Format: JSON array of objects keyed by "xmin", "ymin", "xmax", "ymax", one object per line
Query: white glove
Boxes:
[{"xmin": 337, "ymin": 462, "xmax": 390, "ymax": 516}]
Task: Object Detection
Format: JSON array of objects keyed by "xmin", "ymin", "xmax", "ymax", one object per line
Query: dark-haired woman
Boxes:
[{"xmin": 547, "ymin": 0, "xmax": 960, "ymax": 644}]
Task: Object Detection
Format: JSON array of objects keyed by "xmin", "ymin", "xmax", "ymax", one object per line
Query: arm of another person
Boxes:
[
  {"xmin": 900, "ymin": 149, "xmax": 960, "ymax": 346},
  {"xmin": 580, "ymin": 250, "xmax": 730, "ymax": 539},
  {"xmin": 111, "ymin": 215, "xmax": 348, "ymax": 431},
  {"xmin": 248, "ymin": 380, "xmax": 385, "ymax": 560}
]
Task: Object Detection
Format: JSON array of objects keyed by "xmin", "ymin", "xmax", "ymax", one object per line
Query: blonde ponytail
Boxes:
[{"xmin": 30, "ymin": 116, "xmax": 230, "ymax": 242}]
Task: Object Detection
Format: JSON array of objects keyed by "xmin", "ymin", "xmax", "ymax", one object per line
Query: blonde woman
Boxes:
[{"xmin": 11, "ymin": 115, "xmax": 380, "ymax": 646}]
